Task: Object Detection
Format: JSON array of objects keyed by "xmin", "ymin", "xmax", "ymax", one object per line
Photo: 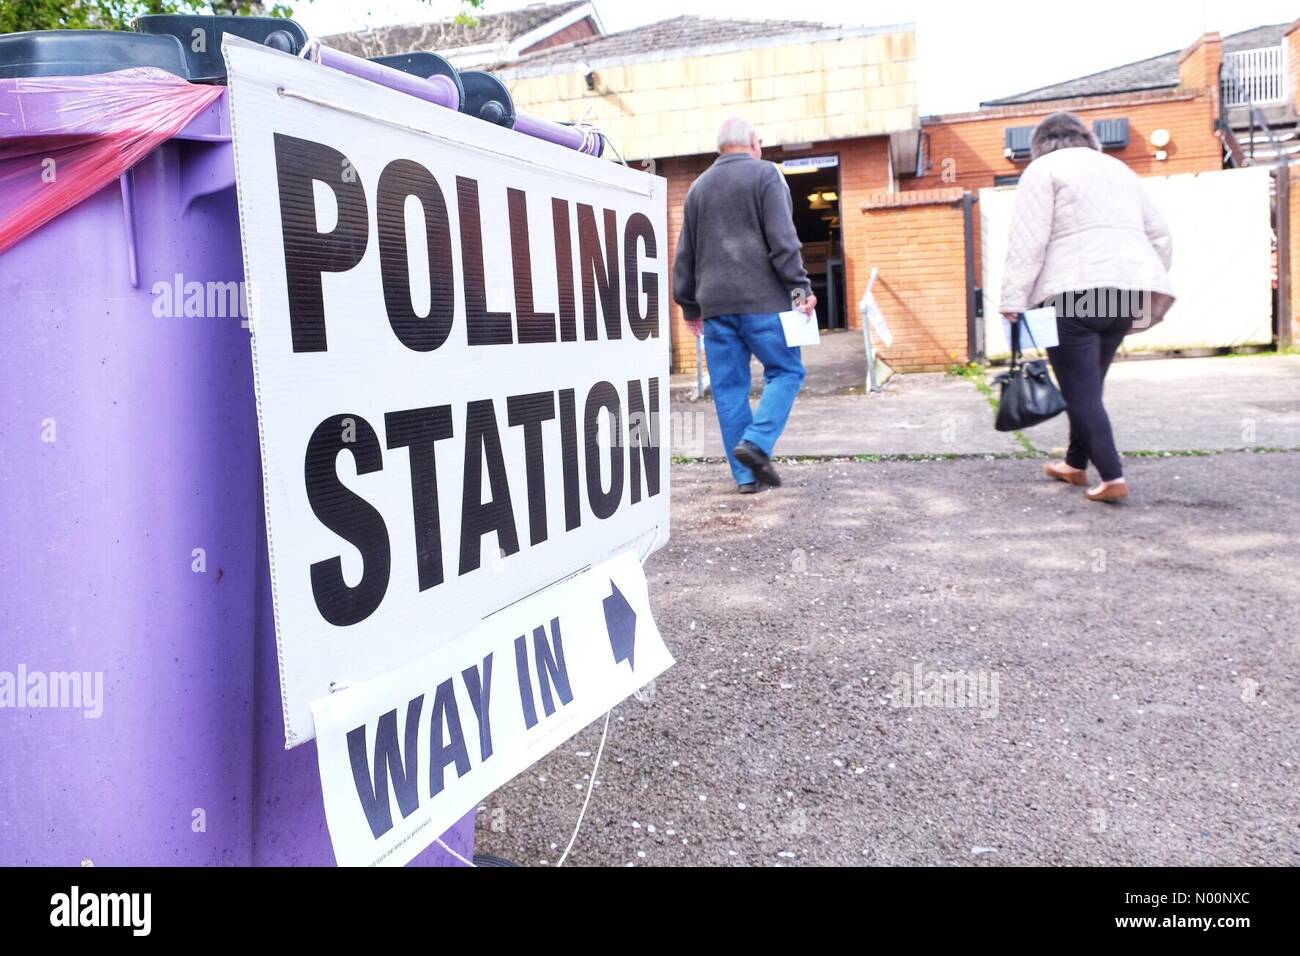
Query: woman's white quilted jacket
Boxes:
[{"xmin": 999, "ymin": 147, "xmax": 1175, "ymax": 313}]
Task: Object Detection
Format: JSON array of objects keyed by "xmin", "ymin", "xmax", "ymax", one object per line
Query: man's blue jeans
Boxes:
[{"xmin": 702, "ymin": 313, "xmax": 806, "ymax": 485}]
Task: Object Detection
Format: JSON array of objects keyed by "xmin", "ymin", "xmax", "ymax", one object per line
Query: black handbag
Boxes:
[{"xmin": 993, "ymin": 319, "xmax": 1066, "ymax": 431}]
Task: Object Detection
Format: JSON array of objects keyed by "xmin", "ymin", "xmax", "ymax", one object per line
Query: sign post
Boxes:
[{"xmin": 860, "ymin": 267, "xmax": 892, "ymax": 393}]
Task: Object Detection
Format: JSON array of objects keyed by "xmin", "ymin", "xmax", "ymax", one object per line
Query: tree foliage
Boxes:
[{"xmin": 2, "ymin": 1, "xmax": 486, "ymax": 35}]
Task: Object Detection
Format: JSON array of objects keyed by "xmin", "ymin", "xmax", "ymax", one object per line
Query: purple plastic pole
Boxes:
[
  {"xmin": 513, "ymin": 111, "xmax": 604, "ymax": 156},
  {"xmin": 316, "ymin": 45, "xmax": 460, "ymax": 112}
]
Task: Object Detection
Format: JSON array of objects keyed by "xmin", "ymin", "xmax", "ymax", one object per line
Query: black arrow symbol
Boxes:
[{"xmin": 602, "ymin": 580, "xmax": 637, "ymax": 670}]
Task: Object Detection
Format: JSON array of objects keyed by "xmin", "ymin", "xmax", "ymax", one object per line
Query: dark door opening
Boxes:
[{"xmin": 780, "ymin": 155, "xmax": 846, "ymax": 330}]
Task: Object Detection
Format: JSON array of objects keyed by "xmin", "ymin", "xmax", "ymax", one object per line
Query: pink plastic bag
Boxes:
[{"xmin": 0, "ymin": 68, "xmax": 225, "ymax": 255}]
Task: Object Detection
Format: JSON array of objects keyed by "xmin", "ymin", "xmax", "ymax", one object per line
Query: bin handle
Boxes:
[{"xmin": 119, "ymin": 171, "xmax": 139, "ymax": 289}]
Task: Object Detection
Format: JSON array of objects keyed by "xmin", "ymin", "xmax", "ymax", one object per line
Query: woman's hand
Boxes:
[{"xmin": 1001, "ymin": 310, "xmax": 1022, "ymax": 323}]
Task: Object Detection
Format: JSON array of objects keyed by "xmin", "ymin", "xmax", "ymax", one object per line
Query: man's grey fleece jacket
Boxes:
[{"xmin": 672, "ymin": 152, "xmax": 811, "ymax": 321}]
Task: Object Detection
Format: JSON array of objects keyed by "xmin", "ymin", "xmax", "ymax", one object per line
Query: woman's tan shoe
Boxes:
[
  {"xmin": 1086, "ymin": 480, "xmax": 1129, "ymax": 503},
  {"xmin": 1044, "ymin": 461, "xmax": 1089, "ymax": 486}
]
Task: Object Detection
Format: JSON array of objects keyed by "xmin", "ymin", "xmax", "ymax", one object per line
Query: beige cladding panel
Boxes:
[{"xmin": 505, "ymin": 30, "xmax": 918, "ymax": 159}]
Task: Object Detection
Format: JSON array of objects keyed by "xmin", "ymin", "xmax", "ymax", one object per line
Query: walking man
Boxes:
[{"xmin": 673, "ymin": 116, "xmax": 816, "ymax": 493}]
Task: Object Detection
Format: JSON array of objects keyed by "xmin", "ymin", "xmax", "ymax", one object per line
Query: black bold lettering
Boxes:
[
  {"xmin": 457, "ymin": 176, "xmax": 513, "ymax": 346},
  {"xmin": 428, "ymin": 679, "xmax": 470, "ymax": 798},
  {"xmin": 506, "ymin": 391, "xmax": 556, "ymax": 546},
  {"xmin": 376, "ymin": 159, "xmax": 455, "ymax": 352},
  {"xmin": 558, "ymin": 388, "xmax": 582, "ymax": 531},
  {"xmin": 626, "ymin": 378, "xmax": 661, "ymax": 503},
  {"xmin": 577, "ymin": 204, "xmax": 621, "ymax": 340},
  {"xmin": 305, "ymin": 414, "xmax": 390, "ymax": 626},
  {"xmin": 272, "ymin": 134, "xmax": 369, "ymax": 352},
  {"xmin": 459, "ymin": 399, "xmax": 520, "ymax": 574},
  {"xmin": 385, "ymin": 405, "xmax": 454, "ymax": 592},
  {"xmin": 508, "ymin": 188, "xmax": 556, "ymax": 344},
  {"xmin": 623, "ymin": 211, "xmax": 659, "ymax": 340},
  {"xmin": 532, "ymin": 618, "xmax": 573, "ymax": 716},
  {"xmin": 552, "ymin": 198, "xmax": 577, "ymax": 342},
  {"xmin": 346, "ymin": 697, "xmax": 423, "ymax": 839},
  {"xmin": 584, "ymin": 381, "xmax": 623, "ymax": 520}
]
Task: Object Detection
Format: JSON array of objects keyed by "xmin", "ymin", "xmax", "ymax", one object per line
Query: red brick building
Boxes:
[
  {"xmin": 333, "ymin": 6, "xmax": 1300, "ymax": 369},
  {"xmin": 880, "ymin": 23, "xmax": 1300, "ymax": 367}
]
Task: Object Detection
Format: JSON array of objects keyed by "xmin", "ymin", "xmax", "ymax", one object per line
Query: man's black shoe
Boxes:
[
  {"xmin": 737, "ymin": 482, "xmax": 760, "ymax": 495},
  {"xmin": 734, "ymin": 440, "xmax": 781, "ymax": 487}
]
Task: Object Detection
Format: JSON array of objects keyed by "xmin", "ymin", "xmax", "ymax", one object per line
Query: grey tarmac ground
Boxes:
[{"xmin": 476, "ymin": 353, "xmax": 1300, "ymax": 867}]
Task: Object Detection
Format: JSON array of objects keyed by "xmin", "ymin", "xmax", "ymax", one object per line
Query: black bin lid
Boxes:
[
  {"xmin": 0, "ymin": 30, "xmax": 190, "ymax": 80},
  {"xmin": 135, "ymin": 15, "xmax": 308, "ymax": 83},
  {"xmin": 0, "ymin": 17, "xmax": 309, "ymax": 83}
]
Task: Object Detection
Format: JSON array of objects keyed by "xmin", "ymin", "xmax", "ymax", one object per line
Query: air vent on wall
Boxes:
[
  {"xmin": 1004, "ymin": 126, "xmax": 1034, "ymax": 161},
  {"xmin": 1093, "ymin": 118, "xmax": 1130, "ymax": 150}
]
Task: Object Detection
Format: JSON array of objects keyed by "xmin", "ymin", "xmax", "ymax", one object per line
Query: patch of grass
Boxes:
[
  {"xmin": 948, "ymin": 360, "xmax": 1041, "ymax": 454},
  {"xmin": 947, "ymin": 361, "xmax": 987, "ymax": 382},
  {"xmin": 1124, "ymin": 446, "xmax": 1300, "ymax": 458},
  {"xmin": 668, "ymin": 446, "xmax": 1299, "ymax": 466}
]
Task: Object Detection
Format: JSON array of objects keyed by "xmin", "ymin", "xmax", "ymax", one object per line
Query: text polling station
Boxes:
[{"xmin": 224, "ymin": 36, "xmax": 672, "ymax": 768}]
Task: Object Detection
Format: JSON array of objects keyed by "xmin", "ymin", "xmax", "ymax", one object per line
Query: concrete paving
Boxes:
[
  {"xmin": 477, "ymin": 453, "xmax": 1300, "ymax": 866},
  {"xmin": 672, "ymin": 352, "xmax": 1300, "ymax": 463},
  {"xmin": 1015, "ymin": 353, "xmax": 1300, "ymax": 456},
  {"xmin": 473, "ymin": 351, "xmax": 1300, "ymax": 867}
]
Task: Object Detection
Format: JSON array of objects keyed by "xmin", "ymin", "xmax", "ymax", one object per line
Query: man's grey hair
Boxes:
[
  {"xmin": 1030, "ymin": 111, "xmax": 1100, "ymax": 160},
  {"xmin": 717, "ymin": 116, "xmax": 757, "ymax": 151}
]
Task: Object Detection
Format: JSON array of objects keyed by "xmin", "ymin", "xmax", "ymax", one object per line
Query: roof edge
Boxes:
[
  {"xmin": 497, "ymin": 18, "xmax": 916, "ymax": 78},
  {"xmin": 934, "ymin": 87, "xmax": 1202, "ymax": 124}
]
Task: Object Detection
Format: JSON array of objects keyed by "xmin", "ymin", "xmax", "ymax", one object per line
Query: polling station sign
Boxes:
[
  {"xmin": 312, "ymin": 549, "xmax": 672, "ymax": 866},
  {"xmin": 223, "ymin": 38, "xmax": 670, "ymax": 744}
]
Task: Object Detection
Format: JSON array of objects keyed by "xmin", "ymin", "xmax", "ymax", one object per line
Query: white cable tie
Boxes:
[
  {"xmin": 435, "ymin": 837, "xmax": 476, "ymax": 867},
  {"xmin": 555, "ymin": 708, "xmax": 612, "ymax": 866}
]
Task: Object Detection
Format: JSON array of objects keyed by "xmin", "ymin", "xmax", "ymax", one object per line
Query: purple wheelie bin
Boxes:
[{"xmin": 0, "ymin": 24, "xmax": 475, "ymax": 866}]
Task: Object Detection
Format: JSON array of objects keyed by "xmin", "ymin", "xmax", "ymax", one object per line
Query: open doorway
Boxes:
[
  {"xmin": 779, "ymin": 154, "xmax": 846, "ymax": 331},
  {"xmin": 767, "ymin": 153, "xmax": 864, "ymax": 395}
]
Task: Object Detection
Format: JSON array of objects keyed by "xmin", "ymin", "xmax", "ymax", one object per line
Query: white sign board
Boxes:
[
  {"xmin": 312, "ymin": 549, "xmax": 672, "ymax": 867},
  {"xmin": 224, "ymin": 38, "xmax": 671, "ymax": 745},
  {"xmin": 860, "ymin": 269, "xmax": 893, "ymax": 347}
]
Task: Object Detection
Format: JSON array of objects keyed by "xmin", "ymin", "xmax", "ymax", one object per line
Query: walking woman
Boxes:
[{"xmin": 1000, "ymin": 112, "xmax": 1175, "ymax": 502}]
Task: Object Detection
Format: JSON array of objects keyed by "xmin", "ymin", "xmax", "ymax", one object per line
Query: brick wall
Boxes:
[
  {"xmin": 906, "ymin": 93, "xmax": 1220, "ymax": 194},
  {"xmin": 903, "ymin": 93, "xmax": 1220, "ymax": 303},
  {"xmin": 858, "ymin": 189, "xmax": 972, "ymax": 371},
  {"xmin": 662, "ymin": 154, "xmax": 715, "ymax": 375},
  {"xmin": 661, "ymin": 136, "xmax": 894, "ymax": 374},
  {"xmin": 1178, "ymin": 32, "xmax": 1222, "ymax": 120},
  {"xmin": 1286, "ymin": 20, "xmax": 1300, "ymax": 114}
]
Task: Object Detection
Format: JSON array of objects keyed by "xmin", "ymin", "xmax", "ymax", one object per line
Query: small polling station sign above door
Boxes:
[
  {"xmin": 222, "ymin": 36, "xmax": 671, "ymax": 747},
  {"xmin": 779, "ymin": 155, "xmax": 839, "ymax": 171}
]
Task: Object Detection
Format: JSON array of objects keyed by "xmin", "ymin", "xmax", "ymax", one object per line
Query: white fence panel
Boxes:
[{"xmin": 980, "ymin": 165, "xmax": 1274, "ymax": 360}]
